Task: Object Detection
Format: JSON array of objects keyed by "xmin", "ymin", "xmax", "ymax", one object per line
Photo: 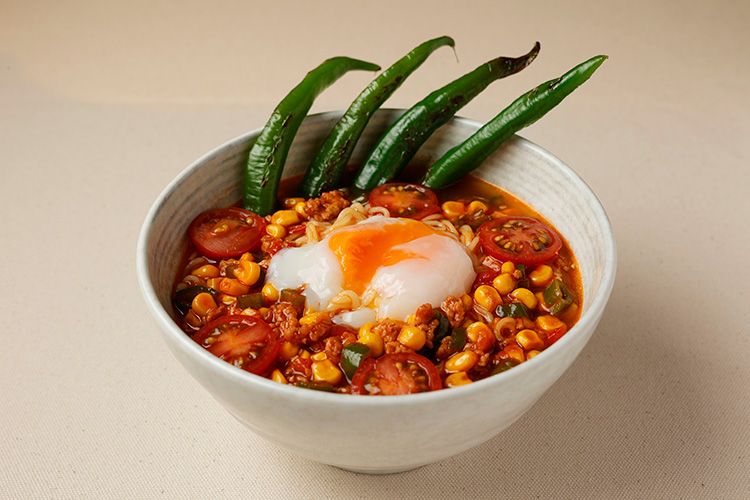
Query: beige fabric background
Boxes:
[{"xmin": 2, "ymin": 0, "xmax": 748, "ymax": 498}]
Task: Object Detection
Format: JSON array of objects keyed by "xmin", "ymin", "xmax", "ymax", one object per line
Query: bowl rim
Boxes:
[{"xmin": 136, "ymin": 108, "xmax": 616, "ymax": 408}]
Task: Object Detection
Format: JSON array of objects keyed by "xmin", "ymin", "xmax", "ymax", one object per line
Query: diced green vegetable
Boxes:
[
  {"xmin": 340, "ymin": 342, "xmax": 372, "ymax": 381},
  {"xmin": 491, "ymin": 359, "xmax": 520, "ymax": 375},
  {"xmin": 280, "ymin": 288, "xmax": 306, "ymax": 314},
  {"xmin": 294, "ymin": 381, "xmax": 336, "ymax": 392},
  {"xmin": 543, "ymin": 279, "xmax": 574, "ymax": 315},
  {"xmin": 237, "ymin": 292, "xmax": 264, "ymax": 310},
  {"xmin": 495, "ymin": 302, "xmax": 530, "ymax": 318},
  {"xmin": 449, "ymin": 327, "xmax": 467, "ymax": 351}
]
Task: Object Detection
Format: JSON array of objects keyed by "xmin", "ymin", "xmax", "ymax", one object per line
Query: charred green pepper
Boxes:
[
  {"xmin": 422, "ymin": 55, "xmax": 607, "ymax": 188},
  {"xmin": 543, "ymin": 278, "xmax": 575, "ymax": 315},
  {"xmin": 300, "ymin": 36, "xmax": 455, "ymax": 198},
  {"xmin": 243, "ymin": 57, "xmax": 380, "ymax": 216},
  {"xmin": 352, "ymin": 43, "xmax": 540, "ymax": 191}
]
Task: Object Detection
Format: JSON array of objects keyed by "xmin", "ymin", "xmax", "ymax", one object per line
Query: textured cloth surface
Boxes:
[{"xmin": 2, "ymin": 1, "xmax": 749, "ymax": 498}]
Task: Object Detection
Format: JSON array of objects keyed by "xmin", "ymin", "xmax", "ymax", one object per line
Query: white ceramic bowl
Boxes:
[{"xmin": 137, "ymin": 109, "xmax": 616, "ymax": 474}]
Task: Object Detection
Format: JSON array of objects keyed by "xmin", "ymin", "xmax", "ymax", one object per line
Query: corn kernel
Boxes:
[
  {"xmin": 219, "ymin": 278, "xmax": 250, "ymax": 296},
  {"xmin": 526, "ymin": 350, "xmax": 541, "ymax": 359},
  {"xmin": 239, "ymin": 252, "xmax": 254, "ymax": 262},
  {"xmin": 191, "ymin": 292, "xmax": 217, "ymax": 316},
  {"xmin": 516, "ymin": 329, "xmax": 546, "ymax": 350},
  {"xmin": 278, "ymin": 341, "xmax": 299, "ymax": 362},
  {"xmin": 398, "ymin": 326, "xmax": 427, "ymax": 351},
  {"xmin": 441, "ymin": 201, "xmax": 465, "ymax": 218},
  {"xmin": 311, "ymin": 351, "xmax": 327, "ymax": 361},
  {"xmin": 300, "ymin": 312, "xmax": 329, "ymax": 326},
  {"xmin": 510, "ymin": 288, "xmax": 537, "ymax": 310},
  {"xmin": 219, "ymin": 294, "xmax": 236, "ymax": 306},
  {"xmin": 240, "ymin": 308, "xmax": 259, "ymax": 317},
  {"xmin": 466, "ymin": 322, "xmax": 493, "ymax": 348},
  {"xmin": 184, "ymin": 310, "xmax": 202, "ymax": 329},
  {"xmin": 358, "ymin": 323, "xmax": 384, "ymax": 357},
  {"xmin": 474, "ymin": 285, "xmax": 501, "ymax": 311},
  {"xmin": 467, "ymin": 200, "xmax": 488, "ymax": 214},
  {"xmin": 445, "ymin": 372, "xmax": 473, "ymax": 387},
  {"xmin": 536, "ymin": 314, "xmax": 565, "ymax": 333},
  {"xmin": 445, "ymin": 350, "xmax": 479, "ymax": 372},
  {"xmin": 266, "ymin": 223, "xmax": 287, "ymax": 239},
  {"xmin": 283, "ymin": 197, "xmax": 306, "ymax": 209},
  {"xmin": 312, "ymin": 359, "xmax": 343, "ymax": 385},
  {"xmin": 501, "ymin": 345, "xmax": 525, "ymax": 364},
  {"xmin": 270, "ymin": 369, "xmax": 288, "ymax": 384},
  {"xmin": 206, "ymin": 277, "xmax": 223, "ymax": 290},
  {"xmin": 262, "ymin": 283, "xmax": 279, "ymax": 303},
  {"xmin": 298, "ymin": 350, "xmax": 311, "ymax": 360},
  {"xmin": 461, "ymin": 293, "xmax": 473, "ymax": 310},
  {"xmin": 529, "ymin": 264, "xmax": 554, "ymax": 287},
  {"xmin": 234, "ymin": 260, "xmax": 261, "ymax": 287},
  {"xmin": 192, "ymin": 264, "xmax": 220, "ymax": 278},
  {"xmin": 492, "ymin": 273, "xmax": 516, "ymax": 295},
  {"xmin": 271, "ymin": 209, "xmax": 301, "ymax": 227},
  {"xmin": 294, "ymin": 202, "xmax": 309, "ymax": 219},
  {"xmin": 500, "ymin": 261, "xmax": 516, "ymax": 275}
]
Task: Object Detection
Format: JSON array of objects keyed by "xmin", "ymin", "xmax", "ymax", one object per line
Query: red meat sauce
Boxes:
[{"xmin": 173, "ymin": 174, "xmax": 582, "ymax": 395}]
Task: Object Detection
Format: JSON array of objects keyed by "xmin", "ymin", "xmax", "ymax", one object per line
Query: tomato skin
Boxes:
[
  {"xmin": 188, "ymin": 207, "xmax": 266, "ymax": 259},
  {"xmin": 368, "ymin": 183, "xmax": 440, "ymax": 220},
  {"xmin": 350, "ymin": 352, "xmax": 442, "ymax": 395},
  {"xmin": 477, "ymin": 216, "xmax": 562, "ymax": 265},
  {"xmin": 192, "ymin": 315, "xmax": 279, "ymax": 375}
]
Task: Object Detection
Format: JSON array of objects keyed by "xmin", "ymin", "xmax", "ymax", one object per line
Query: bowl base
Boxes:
[{"xmin": 334, "ymin": 464, "xmax": 424, "ymax": 475}]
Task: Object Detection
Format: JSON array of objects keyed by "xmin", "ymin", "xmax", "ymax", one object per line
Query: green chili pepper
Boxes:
[
  {"xmin": 243, "ymin": 57, "xmax": 380, "ymax": 216},
  {"xmin": 422, "ymin": 55, "xmax": 607, "ymax": 188},
  {"xmin": 340, "ymin": 342, "xmax": 372, "ymax": 381},
  {"xmin": 352, "ymin": 42, "xmax": 540, "ymax": 191},
  {"xmin": 299, "ymin": 36, "xmax": 455, "ymax": 198},
  {"xmin": 495, "ymin": 302, "xmax": 530, "ymax": 318},
  {"xmin": 543, "ymin": 278, "xmax": 575, "ymax": 315}
]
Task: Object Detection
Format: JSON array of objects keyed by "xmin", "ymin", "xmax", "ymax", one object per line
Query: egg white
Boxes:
[{"xmin": 265, "ymin": 217, "xmax": 476, "ymax": 324}]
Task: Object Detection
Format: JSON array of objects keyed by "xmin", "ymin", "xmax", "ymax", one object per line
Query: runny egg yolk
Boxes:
[
  {"xmin": 264, "ymin": 216, "xmax": 476, "ymax": 324},
  {"xmin": 327, "ymin": 219, "xmax": 436, "ymax": 296}
]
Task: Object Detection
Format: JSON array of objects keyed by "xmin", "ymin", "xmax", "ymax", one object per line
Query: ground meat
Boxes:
[
  {"xmin": 373, "ymin": 319, "xmax": 402, "ymax": 343},
  {"xmin": 301, "ymin": 320, "xmax": 331, "ymax": 343},
  {"xmin": 440, "ymin": 296, "xmax": 465, "ymax": 328},
  {"xmin": 284, "ymin": 356, "xmax": 312, "ymax": 383},
  {"xmin": 413, "ymin": 304, "xmax": 435, "ymax": 325},
  {"xmin": 324, "ymin": 336, "xmax": 343, "ymax": 364},
  {"xmin": 410, "ymin": 304, "xmax": 438, "ymax": 349},
  {"xmin": 264, "ymin": 303, "xmax": 301, "ymax": 343},
  {"xmin": 384, "ymin": 341, "xmax": 413, "ymax": 355},
  {"xmin": 304, "ymin": 190, "xmax": 351, "ymax": 222},
  {"xmin": 435, "ymin": 336, "xmax": 458, "ymax": 360},
  {"xmin": 260, "ymin": 234, "xmax": 293, "ymax": 260}
]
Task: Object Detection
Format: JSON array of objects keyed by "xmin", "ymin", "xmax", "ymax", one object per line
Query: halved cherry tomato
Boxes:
[
  {"xmin": 350, "ymin": 352, "xmax": 442, "ymax": 395},
  {"xmin": 478, "ymin": 216, "xmax": 562, "ymax": 265},
  {"xmin": 368, "ymin": 183, "xmax": 440, "ymax": 220},
  {"xmin": 192, "ymin": 315, "xmax": 279, "ymax": 375},
  {"xmin": 188, "ymin": 207, "xmax": 266, "ymax": 259}
]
